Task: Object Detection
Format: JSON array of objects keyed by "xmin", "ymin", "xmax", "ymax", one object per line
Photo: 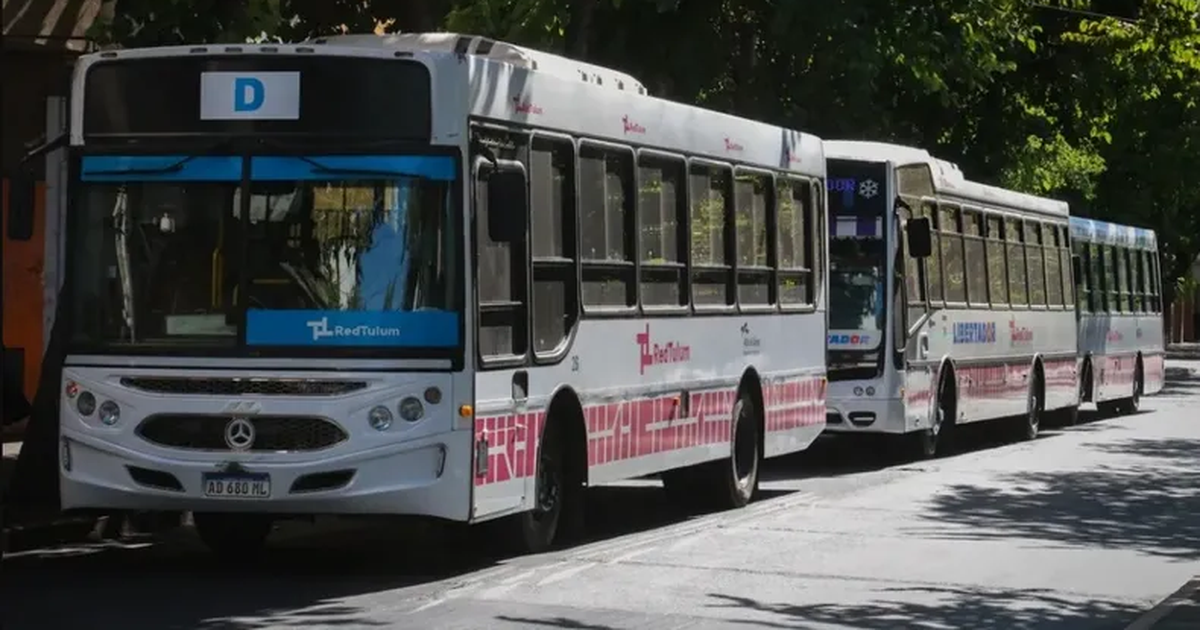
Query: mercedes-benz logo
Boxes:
[{"xmin": 224, "ymin": 417, "xmax": 256, "ymax": 451}]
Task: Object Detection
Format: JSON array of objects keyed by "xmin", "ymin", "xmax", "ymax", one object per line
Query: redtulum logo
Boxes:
[
  {"xmin": 1009, "ymin": 319, "xmax": 1033, "ymax": 346},
  {"xmin": 622, "ymin": 115, "xmax": 646, "ymax": 134},
  {"xmin": 724, "ymin": 137, "xmax": 744, "ymax": 152},
  {"xmin": 636, "ymin": 323, "xmax": 691, "ymax": 375},
  {"xmin": 783, "ymin": 148, "xmax": 803, "ymax": 165},
  {"xmin": 1107, "ymin": 329, "xmax": 1124, "ymax": 343},
  {"xmin": 511, "ymin": 96, "xmax": 543, "ymax": 115}
]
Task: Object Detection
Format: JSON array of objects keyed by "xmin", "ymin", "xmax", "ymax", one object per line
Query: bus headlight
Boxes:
[
  {"xmin": 853, "ymin": 386, "xmax": 865, "ymax": 397},
  {"xmin": 865, "ymin": 386, "xmax": 876, "ymax": 396},
  {"xmin": 398, "ymin": 396, "xmax": 425, "ymax": 422},
  {"xmin": 76, "ymin": 392, "xmax": 97, "ymax": 416},
  {"xmin": 98, "ymin": 400, "xmax": 121, "ymax": 426},
  {"xmin": 368, "ymin": 405, "xmax": 394, "ymax": 431}
]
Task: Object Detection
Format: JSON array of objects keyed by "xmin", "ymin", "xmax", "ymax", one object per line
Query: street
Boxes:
[{"xmin": 3, "ymin": 361, "xmax": 1199, "ymax": 630}]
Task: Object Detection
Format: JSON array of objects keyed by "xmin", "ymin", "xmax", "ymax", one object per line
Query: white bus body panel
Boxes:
[{"xmin": 438, "ymin": 37, "xmax": 828, "ymax": 520}]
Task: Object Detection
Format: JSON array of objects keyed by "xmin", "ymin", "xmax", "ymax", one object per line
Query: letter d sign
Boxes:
[
  {"xmin": 233, "ymin": 77, "xmax": 264, "ymax": 112},
  {"xmin": 200, "ymin": 71, "xmax": 300, "ymax": 121}
]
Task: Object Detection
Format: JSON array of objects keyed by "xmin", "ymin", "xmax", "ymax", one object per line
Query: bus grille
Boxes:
[
  {"xmin": 137, "ymin": 414, "xmax": 349, "ymax": 452},
  {"xmin": 120, "ymin": 377, "xmax": 368, "ymax": 396}
]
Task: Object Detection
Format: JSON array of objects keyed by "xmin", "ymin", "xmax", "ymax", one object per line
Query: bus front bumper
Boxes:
[
  {"xmin": 824, "ymin": 397, "xmax": 907, "ymax": 434},
  {"xmin": 59, "ymin": 428, "xmax": 474, "ymax": 521}
]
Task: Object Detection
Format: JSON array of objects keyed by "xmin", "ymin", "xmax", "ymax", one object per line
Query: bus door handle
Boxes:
[
  {"xmin": 917, "ymin": 333, "xmax": 930, "ymax": 359},
  {"xmin": 511, "ymin": 370, "xmax": 529, "ymax": 404}
]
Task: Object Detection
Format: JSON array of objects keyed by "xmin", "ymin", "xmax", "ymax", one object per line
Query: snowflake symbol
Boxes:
[{"xmin": 858, "ymin": 179, "xmax": 879, "ymax": 199}]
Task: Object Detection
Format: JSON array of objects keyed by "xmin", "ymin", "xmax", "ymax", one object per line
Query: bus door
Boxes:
[{"xmin": 894, "ymin": 164, "xmax": 935, "ymax": 427}]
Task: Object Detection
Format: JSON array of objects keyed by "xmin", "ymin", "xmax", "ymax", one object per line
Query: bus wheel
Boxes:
[
  {"xmin": 510, "ymin": 419, "xmax": 566, "ymax": 554},
  {"xmin": 192, "ymin": 512, "xmax": 273, "ymax": 559},
  {"xmin": 719, "ymin": 393, "xmax": 760, "ymax": 509},
  {"xmin": 1018, "ymin": 372, "xmax": 1043, "ymax": 441},
  {"xmin": 912, "ymin": 375, "xmax": 951, "ymax": 459}
]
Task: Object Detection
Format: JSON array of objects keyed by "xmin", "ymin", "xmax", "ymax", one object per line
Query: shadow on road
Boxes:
[
  {"xmin": 0, "ymin": 480, "xmax": 794, "ymax": 630},
  {"xmin": 1160, "ymin": 366, "xmax": 1200, "ymax": 397},
  {"xmin": 707, "ymin": 586, "xmax": 1143, "ymax": 630},
  {"xmin": 914, "ymin": 431, "xmax": 1200, "ymax": 561}
]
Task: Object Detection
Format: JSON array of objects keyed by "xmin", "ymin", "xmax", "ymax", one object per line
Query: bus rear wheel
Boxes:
[
  {"xmin": 1121, "ymin": 363, "xmax": 1144, "ymax": 414},
  {"xmin": 662, "ymin": 390, "xmax": 760, "ymax": 510},
  {"xmin": 1017, "ymin": 371, "xmax": 1043, "ymax": 441}
]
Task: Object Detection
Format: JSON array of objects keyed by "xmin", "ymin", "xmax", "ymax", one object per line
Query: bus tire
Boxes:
[
  {"xmin": 193, "ymin": 512, "xmax": 273, "ymax": 559},
  {"xmin": 716, "ymin": 392, "xmax": 760, "ymax": 510},
  {"xmin": 1122, "ymin": 360, "xmax": 1144, "ymax": 415},
  {"xmin": 509, "ymin": 417, "xmax": 568, "ymax": 554},
  {"xmin": 912, "ymin": 371, "xmax": 953, "ymax": 459},
  {"xmin": 662, "ymin": 389, "xmax": 760, "ymax": 511},
  {"xmin": 1018, "ymin": 369, "xmax": 1043, "ymax": 441}
]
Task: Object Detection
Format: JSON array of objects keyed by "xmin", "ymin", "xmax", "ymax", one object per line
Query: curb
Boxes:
[{"xmin": 1124, "ymin": 577, "xmax": 1200, "ymax": 630}]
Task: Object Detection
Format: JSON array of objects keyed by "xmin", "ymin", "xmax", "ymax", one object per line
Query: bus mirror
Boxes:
[
  {"xmin": 487, "ymin": 170, "xmax": 527, "ymax": 243},
  {"xmin": 1072, "ymin": 254, "xmax": 1082, "ymax": 284},
  {"xmin": 5, "ymin": 173, "xmax": 36, "ymax": 241},
  {"xmin": 905, "ymin": 217, "xmax": 932, "ymax": 258}
]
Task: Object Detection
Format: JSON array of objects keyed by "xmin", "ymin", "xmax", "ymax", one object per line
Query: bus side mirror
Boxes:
[
  {"xmin": 5, "ymin": 174, "xmax": 36, "ymax": 241},
  {"xmin": 486, "ymin": 169, "xmax": 527, "ymax": 243},
  {"xmin": 905, "ymin": 217, "xmax": 932, "ymax": 258},
  {"xmin": 1071, "ymin": 254, "xmax": 1082, "ymax": 284}
]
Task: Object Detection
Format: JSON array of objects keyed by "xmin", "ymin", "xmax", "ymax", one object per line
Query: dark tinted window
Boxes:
[{"xmin": 83, "ymin": 56, "xmax": 431, "ymax": 139}]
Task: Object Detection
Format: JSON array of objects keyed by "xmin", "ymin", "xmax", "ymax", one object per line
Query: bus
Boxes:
[
  {"xmin": 822, "ymin": 141, "xmax": 1080, "ymax": 458},
  {"xmin": 1069, "ymin": 217, "xmax": 1165, "ymax": 414},
  {"xmin": 56, "ymin": 33, "xmax": 830, "ymax": 556}
]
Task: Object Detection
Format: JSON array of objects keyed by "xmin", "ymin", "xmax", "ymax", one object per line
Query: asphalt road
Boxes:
[{"xmin": 4, "ymin": 361, "xmax": 1200, "ymax": 630}]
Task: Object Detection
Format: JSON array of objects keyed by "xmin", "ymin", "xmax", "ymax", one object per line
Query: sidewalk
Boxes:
[{"xmin": 1125, "ymin": 577, "xmax": 1200, "ymax": 630}]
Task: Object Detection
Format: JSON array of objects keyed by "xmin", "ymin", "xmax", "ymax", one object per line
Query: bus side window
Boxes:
[
  {"xmin": 530, "ymin": 137, "xmax": 578, "ymax": 357},
  {"xmin": 5, "ymin": 174, "xmax": 35, "ymax": 241},
  {"xmin": 1005, "ymin": 218, "xmax": 1028, "ymax": 307},
  {"xmin": 1058, "ymin": 225, "xmax": 1074, "ymax": 308},
  {"xmin": 1143, "ymin": 250, "xmax": 1159, "ymax": 313},
  {"xmin": 985, "ymin": 216, "xmax": 1008, "ymax": 306},
  {"xmin": 475, "ymin": 155, "xmax": 530, "ymax": 364}
]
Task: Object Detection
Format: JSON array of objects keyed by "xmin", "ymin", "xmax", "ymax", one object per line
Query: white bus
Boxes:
[
  {"xmin": 1070, "ymin": 217, "xmax": 1165, "ymax": 414},
  {"xmin": 57, "ymin": 33, "xmax": 830, "ymax": 556},
  {"xmin": 822, "ymin": 141, "xmax": 1080, "ymax": 458}
]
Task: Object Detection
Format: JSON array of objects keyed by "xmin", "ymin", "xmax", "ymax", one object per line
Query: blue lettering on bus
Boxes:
[
  {"xmin": 952, "ymin": 322, "xmax": 996, "ymax": 344},
  {"xmin": 233, "ymin": 77, "xmax": 265, "ymax": 112}
]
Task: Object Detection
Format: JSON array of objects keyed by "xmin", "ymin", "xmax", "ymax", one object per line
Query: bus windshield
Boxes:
[
  {"xmin": 826, "ymin": 158, "xmax": 889, "ymax": 377},
  {"xmin": 68, "ymin": 154, "xmax": 460, "ymax": 352}
]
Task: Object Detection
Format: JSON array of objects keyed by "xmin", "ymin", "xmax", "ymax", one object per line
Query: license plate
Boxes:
[{"xmin": 202, "ymin": 472, "xmax": 271, "ymax": 499}]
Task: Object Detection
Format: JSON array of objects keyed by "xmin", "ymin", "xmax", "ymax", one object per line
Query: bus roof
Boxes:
[
  {"xmin": 319, "ymin": 33, "xmax": 826, "ymax": 177},
  {"xmin": 313, "ymin": 33, "xmax": 650, "ymax": 96},
  {"xmin": 1069, "ymin": 216, "xmax": 1158, "ymax": 251},
  {"xmin": 823, "ymin": 139, "xmax": 1068, "ymax": 219}
]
